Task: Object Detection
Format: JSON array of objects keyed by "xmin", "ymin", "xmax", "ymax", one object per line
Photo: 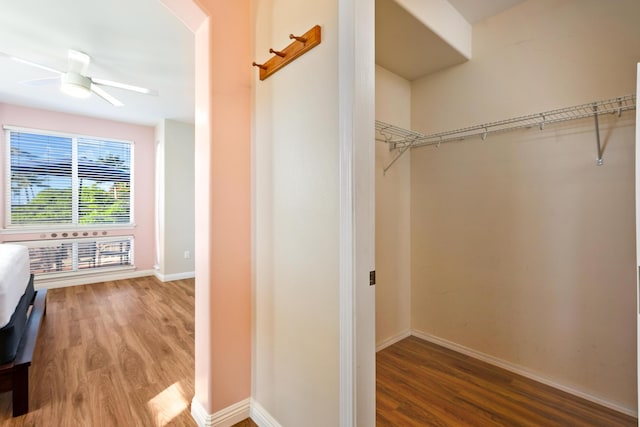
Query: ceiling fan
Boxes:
[{"xmin": 2, "ymin": 49, "xmax": 157, "ymax": 107}]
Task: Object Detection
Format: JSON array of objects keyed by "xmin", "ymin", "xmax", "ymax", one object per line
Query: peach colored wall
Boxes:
[
  {"xmin": 0, "ymin": 102, "xmax": 156, "ymax": 271},
  {"xmin": 192, "ymin": 20, "xmax": 214, "ymax": 412},
  {"xmin": 158, "ymin": 0, "xmax": 205, "ymax": 32},
  {"xmin": 163, "ymin": 0, "xmax": 252, "ymax": 416}
]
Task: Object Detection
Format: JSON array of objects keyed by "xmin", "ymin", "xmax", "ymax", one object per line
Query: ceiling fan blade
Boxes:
[
  {"xmin": 8, "ymin": 55, "xmax": 63, "ymax": 75},
  {"xmin": 92, "ymin": 78, "xmax": 158, "ymax": 96},
  {"xmin": 91, "ymin": 85, "xmax": 124, "ymax": 107},
  {"xmin": 68, "ymin": 49, "xmax": 90, "ymax": 74},
  {"xmin": 20, "ymin": 76, "xmax": 61, "ymax": 87}
]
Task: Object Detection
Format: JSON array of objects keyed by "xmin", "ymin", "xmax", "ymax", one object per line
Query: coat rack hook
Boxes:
[
  {"xmin": 481, "ymin": 127, "xmax": 488, "ymax": 141},
  {"xmin": 539, "ymin": 114, "xmax": 545, "ymax": 130},
  {"xmin": 269, "ymin": 48, "xmax": 286, "ymax": 58},
  {"xmin": 289, "ymin": 34, "xmax": 308, "ymax": 43},
  {"xmin": 255, "ymin": 25, "xmax": 321, "ymax": 81},
  {"xmin": 252, "ymin": 62, "xmax": 267, "ymax": 70}
]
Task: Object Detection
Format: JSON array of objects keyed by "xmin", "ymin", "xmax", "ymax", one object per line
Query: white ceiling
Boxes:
[
  {"xmin": 0, "ymin": 0, "xmax": 527, "ymax": 126},
  {"xmin": 376, "ymin": 0, "xmax": 527, "ymax": 81},
  {"xmin": 0, "ymin": 0, "xmax": 194, "ymax": 127},
  {"xmin": 448, "ymin": 0, "xmax": 527, "ymax": 24},
  {"xmin": 376, "ymin": 0, "xmax": 469, "ymax": 81}
]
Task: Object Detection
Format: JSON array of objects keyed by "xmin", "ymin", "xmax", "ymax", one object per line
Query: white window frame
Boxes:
[
  {"xmin": 3, "ymin": 125, "xmax": 136, "ymax": 232},
  {"xmin": 16, "ymin": 235, "xmax": 135, "ymax": 279}
]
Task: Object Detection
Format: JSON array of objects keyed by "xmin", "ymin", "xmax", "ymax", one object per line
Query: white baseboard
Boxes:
[
  {"xmin": 190, "ymin": 397, "xmax": 282, "ymax": 427},
  {"xmin": 191, "ymin": 398, "xmax": 210, "ymax": 427},
  {"xmin": 250, "ymin": 399, "xmax": 283, "ymax": 427},
  {"xmin": 410, "ymin": 329, "xmax": 638, "ymax": 418},
  {"xmin": 34, "ymin": 269, "xmax": 154, "ymax": 290},
  {"xmin": 154, "ymin": 270, "xmax": 195, "ymax": 282},
  {"xmin": 376, "ymin": 329, "xmax": 411, "ymax": 352},
  {"xmin": 191, "ymin": 397, "xmax": 251, "ymax": 427}
]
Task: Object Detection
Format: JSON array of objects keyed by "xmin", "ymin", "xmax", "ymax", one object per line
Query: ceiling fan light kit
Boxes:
[
  {"xmin": 60, "ymin": 72, "xmax": 91, "ymax": 98},
  {"xmin": 3, "ymin": 49, "xmax": 157, "ymax": 107}
]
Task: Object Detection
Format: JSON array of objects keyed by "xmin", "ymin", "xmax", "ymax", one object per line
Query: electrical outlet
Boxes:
[{"xmin": 184, "ymin": 250, "xmax": 191, "ymax": 259}]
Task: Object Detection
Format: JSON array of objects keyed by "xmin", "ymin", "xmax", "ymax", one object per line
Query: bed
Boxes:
[{"xmin": 0, "ymin": 244, "xmax": 47, "ymax": 417}]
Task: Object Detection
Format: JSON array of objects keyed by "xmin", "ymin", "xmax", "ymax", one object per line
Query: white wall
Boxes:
[
  {"xmin": 636, "ymin": 63, "xmax": 640, "ymax": 417},
  {"xmin": 253, "ymin": 2, "xmax": 341, "ymax": 425},
  {"xmin": 410, "ymin": 0, "xmax": 639, "ymax": 413},
  {"xmin": 394, "ymin": 0, "xmax": 471, "ymax": 58},
  {"xmin": 375, "ymin": 65, "xmax": 412, "ymax": 347},
  {"xmin": 155, "ymin": 119, "xmax": 195, "ymax": 280}
]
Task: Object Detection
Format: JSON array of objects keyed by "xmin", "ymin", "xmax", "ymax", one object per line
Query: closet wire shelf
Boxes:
[{"xmin": 376, "ymin": 94, "xmax": 636, "ymax": 173}]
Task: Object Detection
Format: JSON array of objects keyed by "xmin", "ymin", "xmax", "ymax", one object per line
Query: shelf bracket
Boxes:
[
  {"xmin": 383, "ymin": 144, "xmax": 410, "ymax": 175},
  {"xmin": 378, "ymin": 128, "xmax": 395, "ymax": 151},
  {"xmin": 593, "ymin": 104, "xmax": 604, "ymax": 166}
]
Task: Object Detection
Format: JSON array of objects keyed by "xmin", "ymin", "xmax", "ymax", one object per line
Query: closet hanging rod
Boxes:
[{"xmin": 376, "ymin": 94, "xmax": 636, "ymax": 173}]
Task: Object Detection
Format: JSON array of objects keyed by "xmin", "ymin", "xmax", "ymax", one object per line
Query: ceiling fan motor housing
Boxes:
[
  {"xmin": 10, "ymin": 49, "xmax": 154, "ymax": 106},
  {"xmin": 61, "ymin": 71, "xmax": 91, "ymax": 98}
]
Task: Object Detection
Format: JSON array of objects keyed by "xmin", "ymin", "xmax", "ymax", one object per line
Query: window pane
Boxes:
[
  {"xmin": 77, "ymin": 138, "xmax": 131, "ymax": 224},
  {"xmin": 7, "ymin": 131, "xmax": 132, "ymax": 227},
  {"xmin": 17, "ymin": 237, "xmax": 133, "ymax": 276},
  {"xmin": 77, "ymin": 240, "xmax": 97, "ymax": 270},
  {"xmin": 96, "ymin": 238, "xmax": 132, "ymax": 268},
  {"xmin": 10, "ymin": 132, "xmax": 72, "ymax": 225},
  {"xmin": 26, "ymin": 242, "xmax": 72, "ymax": 274}
]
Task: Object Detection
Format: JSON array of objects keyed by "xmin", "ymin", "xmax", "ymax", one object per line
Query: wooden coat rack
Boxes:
[{"xmin": 253, "ymin": 25, "xmax": 321, "ymax": 81}]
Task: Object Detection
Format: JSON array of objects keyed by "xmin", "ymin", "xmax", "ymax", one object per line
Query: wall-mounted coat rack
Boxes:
[
  {"xmin": 376, "ymin": 94, "xmax": 637, "ymax": 174},
  {"xmin": 252, "ymin": 25, "xmax": 322, "ymax": 81}
]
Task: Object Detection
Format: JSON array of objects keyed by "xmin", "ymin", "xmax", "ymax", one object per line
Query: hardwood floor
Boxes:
[
  {"xmin": 377, "ymin": 336, "xmax": 637, "ymax": 427},
  {"xmin": 2, "ymin": 277, "xmax": 634, "ymax": 426},
  {"xmin": 0, "ymin": 276, "xmax": 197, "ymax": 426},
  {"xmin": 0, "ymin": 277, "xmax": 257, "ymax": 427},
  {"xmin": 0, "ymin": 276, "xmax": 253, "ymax": 427}
]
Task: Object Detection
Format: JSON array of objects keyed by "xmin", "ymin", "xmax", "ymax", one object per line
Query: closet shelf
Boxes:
[{"xmin": 376, "ymin": 94, "xmax": 636, "ymax": 173}]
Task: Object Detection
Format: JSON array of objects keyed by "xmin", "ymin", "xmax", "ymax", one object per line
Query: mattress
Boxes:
[
  {"xmin": 0, "ymin": 275, "xmax": 34, "ymax": 364},
  {"xmin": 0, "ymin": 244, "xmax": 31, "ymax": 328}
]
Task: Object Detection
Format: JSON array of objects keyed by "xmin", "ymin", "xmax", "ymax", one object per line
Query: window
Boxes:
[
  {"xmin": 5, "ymin": 128, "xmax": 132, "ymax": 228},
  {"xmin": 19, "ymin": 236, "xmax": 134, "ymax": 277}
]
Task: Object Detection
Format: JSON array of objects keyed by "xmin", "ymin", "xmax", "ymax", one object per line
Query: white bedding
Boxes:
[{"xmin": 0, "ymin": 244, "xmax": 31, "ymax": 328}]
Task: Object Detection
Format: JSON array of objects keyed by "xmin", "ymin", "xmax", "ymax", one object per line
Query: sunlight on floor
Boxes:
[{"xmin": 147, "ymin": 381, "xmax": 189, "ymax": 426}]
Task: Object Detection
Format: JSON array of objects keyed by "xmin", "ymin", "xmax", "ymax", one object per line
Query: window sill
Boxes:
[
  {"xmin": 34, "ymin": 265, "xmax": 136, "ymax": 285},
  {"xmin": 33, "ymin": 265, "xmax": 151, "ymax": 290},
  {"xmin": 0, "ymin": 224, "xmax": 137, "ymax": 236}
]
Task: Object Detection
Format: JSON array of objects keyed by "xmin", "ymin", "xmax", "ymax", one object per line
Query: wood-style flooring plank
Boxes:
[
  {"xmin": 8, "ymin": 275, "xmax": 627, "ymax": 426},
  {"xmin": 377, "ymin": 336, "xmax": 637, "ymax": 426},
  {"xmin": 0, "ymin": 276, "xmax": 201, "ymax": 427}
]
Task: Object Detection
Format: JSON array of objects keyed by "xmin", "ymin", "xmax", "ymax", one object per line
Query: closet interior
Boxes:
[{"xmin": 374, "ymin": 0, "xmax": 640, "ymax": 424}]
